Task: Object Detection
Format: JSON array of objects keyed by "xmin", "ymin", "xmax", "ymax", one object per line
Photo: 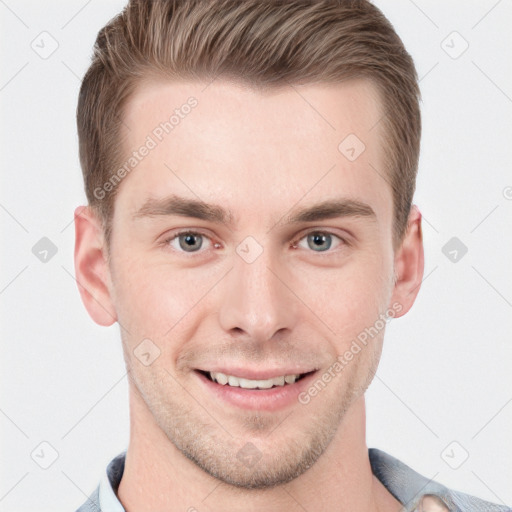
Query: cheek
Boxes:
[
  {"xmin": 292, "ymin": 254, "xmax": 393, "ymax": 343},
  {"xmin": 110, "ymin": 257, "xmax": 220, "ymax": 344}
]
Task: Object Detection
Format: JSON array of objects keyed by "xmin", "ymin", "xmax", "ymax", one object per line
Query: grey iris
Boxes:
[
  {"xmin": 307, "ymin": 233, "xmax": 332, "ymax": 251},
  {"xmin": 179, "ymin": 233, "xmax": 203, "ymax": 252}
]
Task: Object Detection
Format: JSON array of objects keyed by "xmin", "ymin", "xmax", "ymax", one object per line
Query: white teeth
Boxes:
[
  {"xmin": 208, "ymin": 372, "xmax": 300, "ymax": 389},
  {"xmin": 254, "ymin": 379, "xmax": 273, "ymax": 389},
  {"xmin": 238, "ymin": 378, "xmax": 259, "ymax": 389},
  {"xmin": 272, "ymin": 376, "xmax": 285, "ymax": 387},
  {"xmin": 214, "ymin": 372, "xmax": 228, "ymax": 385}
]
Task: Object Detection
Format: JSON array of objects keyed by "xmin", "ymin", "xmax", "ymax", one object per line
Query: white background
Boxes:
[{"xmin": 0, "ymin": 1, "xmax": 511, "ymax": 510}]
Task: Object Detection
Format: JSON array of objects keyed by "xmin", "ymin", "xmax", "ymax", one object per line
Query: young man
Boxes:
[{"xmin": 73, "ymin": 1, "xmax": 510, "ymax": 511}]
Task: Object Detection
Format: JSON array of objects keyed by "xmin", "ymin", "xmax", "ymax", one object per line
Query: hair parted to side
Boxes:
[{"xmin": 77, "ymin": 0, "xmax": 421, "ymax": 249}]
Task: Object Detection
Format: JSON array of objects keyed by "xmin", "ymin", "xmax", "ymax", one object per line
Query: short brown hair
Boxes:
[{"xmin": 77, "ymin": 0, "xmax": 421, "ymax": 249}]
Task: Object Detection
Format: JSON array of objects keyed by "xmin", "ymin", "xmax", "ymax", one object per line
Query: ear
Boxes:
[
  {"xmin": 74, "ymin": 206, "xmax": 117, "ymax": 326},
  {"xmin": 389, "ymin": 204, "xmax": 424, "ymax": 317}
]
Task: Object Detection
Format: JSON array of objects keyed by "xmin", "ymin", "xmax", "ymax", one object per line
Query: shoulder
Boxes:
[{"xmin": 369, "ymin": 448, "xmax": 512, "ymax": 512}]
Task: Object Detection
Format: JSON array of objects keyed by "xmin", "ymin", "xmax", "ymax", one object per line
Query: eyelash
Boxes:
[{"xmin": 161, "ymin": 229, "xmax": 348, "ymax": 256}]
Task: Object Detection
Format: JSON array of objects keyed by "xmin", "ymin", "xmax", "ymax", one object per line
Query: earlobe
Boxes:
[
  {"xmin": 389, "ymin": 205, "xmax": 425, "ymax": 318},
  {"xmin": 74, "ymin": 206, "xmax": 117, "ymax": 326}
]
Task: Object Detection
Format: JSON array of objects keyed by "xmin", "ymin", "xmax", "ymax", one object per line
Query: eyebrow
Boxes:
[
  {"xmin": 132, "ymin": 194, "xmax": 376, "ymax": 226},
  {"xmin": 133, "ymin": 195, "xmax": 234, "ymax": 224}
]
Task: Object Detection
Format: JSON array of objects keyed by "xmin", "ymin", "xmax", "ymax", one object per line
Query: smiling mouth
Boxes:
[{"xmin": 196, "ymin": 370, "xmax": 315, "ymax": 390}]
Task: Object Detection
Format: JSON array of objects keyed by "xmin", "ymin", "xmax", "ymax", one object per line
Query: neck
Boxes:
[{"xmin": 117, "ymin": 387, "xmax": 401, "ymax": 512}]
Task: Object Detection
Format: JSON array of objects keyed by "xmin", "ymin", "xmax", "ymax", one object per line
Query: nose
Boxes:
[{"xmin": 218, "ymin": 242, "xmax": 299, "ymax": 343}]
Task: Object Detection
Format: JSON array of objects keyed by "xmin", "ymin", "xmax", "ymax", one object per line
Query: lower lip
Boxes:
[{"xmin": 195, "ymin": 370, "xmax": 318, "ymax": 412}]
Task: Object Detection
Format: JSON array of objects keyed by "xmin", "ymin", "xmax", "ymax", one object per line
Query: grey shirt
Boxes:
[{"xmin": 75, "ymin": 448, "xmax": 511, "ymax": 512}]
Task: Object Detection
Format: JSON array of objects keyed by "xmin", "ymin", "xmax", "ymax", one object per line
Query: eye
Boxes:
[
  {"xmin": 292, "ymin": 230, "xmax": 346, "ymax": 253},
  {"xmin": 163, "ymin": 230, "xmax": 218, "ymax": 254},
  {"xmin": 161, "ymin": 229, "xmax": 347, "ymax": 255}
]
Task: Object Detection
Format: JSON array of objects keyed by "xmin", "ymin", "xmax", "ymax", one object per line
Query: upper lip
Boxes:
[{"xmin": 196, "ymin": 367, "xmax": 317, "ymax": 380}]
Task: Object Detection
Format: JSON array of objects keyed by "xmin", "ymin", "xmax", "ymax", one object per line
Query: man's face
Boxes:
[{"xmin": 106, "ymin": 78, "xmax": 399, "ymax": 488}]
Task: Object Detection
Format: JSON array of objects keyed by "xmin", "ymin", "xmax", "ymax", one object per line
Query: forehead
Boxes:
[{"xmin": 116, "ymin": 78, "xmax": 391, "ymax": 230}]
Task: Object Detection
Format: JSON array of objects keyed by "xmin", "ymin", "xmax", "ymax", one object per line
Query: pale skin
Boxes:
[{"xmin": 74, "ymin": 78, "xmax": 424, "ymax": 512}]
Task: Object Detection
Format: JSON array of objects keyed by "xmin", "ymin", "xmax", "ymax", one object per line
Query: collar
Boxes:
[{"xmin": 97, "ymin": 448, "xmax": 457, "ymax": 511}]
